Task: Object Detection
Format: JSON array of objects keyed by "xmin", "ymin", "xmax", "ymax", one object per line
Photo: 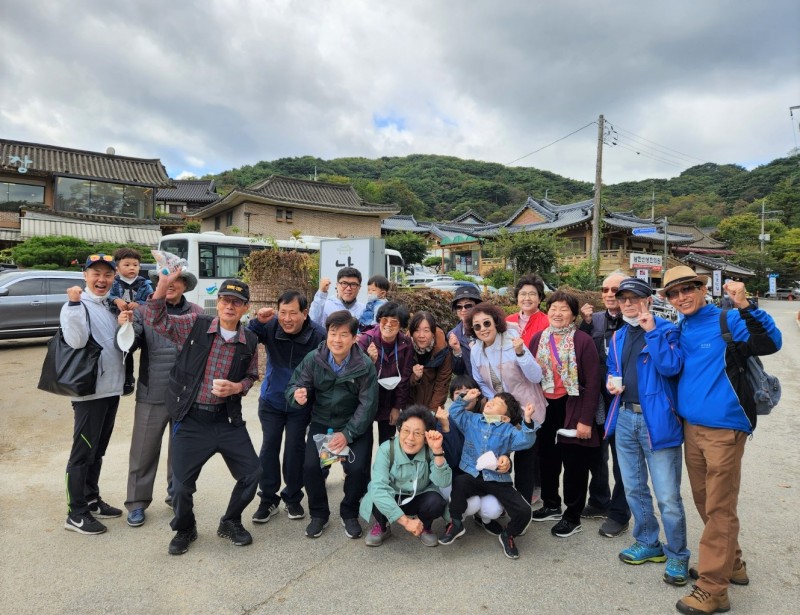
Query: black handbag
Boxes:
[{"xmin": 38, "ymin": 303, "xmax": 103, "ymax": 397}]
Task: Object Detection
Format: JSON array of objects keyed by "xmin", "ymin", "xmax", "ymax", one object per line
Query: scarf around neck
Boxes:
[{"xmin": 536, "ymin": 323, "xmax": 579, "ymax": 396}]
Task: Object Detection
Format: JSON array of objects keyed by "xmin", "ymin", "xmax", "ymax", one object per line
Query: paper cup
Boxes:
[{"xmin": 610, "ymin": 376, "xmax": 623, "ymax": 390}]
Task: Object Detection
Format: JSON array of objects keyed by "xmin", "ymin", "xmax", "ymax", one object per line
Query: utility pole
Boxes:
[
  {"xmin": 760, "ymin": 198, "xmax": 784, "ymax": 252},
  {"xmin": 651, "ymin": 187, "xmax": 655, "ymax": 222},
  {"xmin": 591, "ymin": 114, "xmax": 604, "ymax": 264},
  {"xmin": 662, "ymin": 216, "xmax": 669, "ymax": 270}
]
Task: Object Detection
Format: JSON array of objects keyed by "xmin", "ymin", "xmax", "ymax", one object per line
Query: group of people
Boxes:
[{"xmin": 57, "ymin": 251, "xmax": 781, "ymax": 615}]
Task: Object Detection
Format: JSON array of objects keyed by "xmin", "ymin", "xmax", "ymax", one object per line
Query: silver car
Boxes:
[{"xmin": 0, "ymin": 270, "xmax": 85, "ymax": 340}]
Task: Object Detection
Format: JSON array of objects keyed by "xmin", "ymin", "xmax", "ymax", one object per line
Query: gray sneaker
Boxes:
[
  {"xmin": 419, "ymin": 529, "xmax": 438, "ymax": 547},
  {"xmin": 599, "ymin": 518, "xmax": 630, "ymax": 538},
  {"xmin": 365, "ymin": 522, "xmax": 390, "ymax": 546}
]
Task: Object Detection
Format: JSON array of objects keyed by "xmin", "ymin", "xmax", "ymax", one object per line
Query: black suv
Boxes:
[{"xmin": 0, "ymin": 270, "xmax": 85, "ymax": 340}]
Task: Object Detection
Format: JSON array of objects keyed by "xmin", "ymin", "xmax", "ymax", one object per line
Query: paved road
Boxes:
[{"xmin": 1, "ymin": 302, "xmax": 798, "ymax": 614}]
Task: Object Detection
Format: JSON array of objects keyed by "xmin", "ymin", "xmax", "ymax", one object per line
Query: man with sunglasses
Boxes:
[
  {"xmin": 309, "ymin": 266, "xmax": 365, "ymax": 326},
  {"xmin": 145, "ymin": 274, "xmax": 261, "ymax": 556},
  {"xmin": 447, "ymin": 285, "xmax": 482, "ymax": 376},
  {"xmin": 578, "ymin": 272, "xmax": 632, "ymax": 538},
  {"xmin": 62, "ymin": 254, "xmax": 125, "ymax": 535},
  {"xmin": 660, "ymin": 266, "xmax": 782, "ymax": 615}
]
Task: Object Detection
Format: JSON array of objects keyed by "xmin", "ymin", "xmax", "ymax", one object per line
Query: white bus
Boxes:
[{"xmin": 158, "ymin": 232, "xmax": 403, "ymax": 313}]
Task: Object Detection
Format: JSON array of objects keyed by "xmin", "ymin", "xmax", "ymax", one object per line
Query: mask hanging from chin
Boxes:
[{"xmin": 483, "ymin": 413, "xmax": 504, "ymax": 424}]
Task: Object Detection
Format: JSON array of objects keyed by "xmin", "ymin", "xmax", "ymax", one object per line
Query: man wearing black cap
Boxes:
[
  {"xmin": 122, "ymin": 270, "xmax": 203, "ymax": 528},
  {"xmin": 61, "ymin": 254, "xmax": 126, "ymax": 535},
  {"xmin": 603, "ymin": 277, "xmax": 690, "ymax": 587},
  {"xmin": 145, "ymin": 273, "xmax": 261, "ymax": 555},
  {"xmin": 447, "ymin": 285, "xmax": 482, "ymax": 376}
]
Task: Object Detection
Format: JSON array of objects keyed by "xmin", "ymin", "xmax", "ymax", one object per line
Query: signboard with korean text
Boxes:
[
  {"xmin": 632, "ymin": 227, "xmax": 658, "ymax": 236},
  {"xmin": 712, "ymin": 270, "xmax": 722, "ymax": 297},
  {"xmin": 629, "ymin": 253, "xmax": 662, "ymax": 271}
]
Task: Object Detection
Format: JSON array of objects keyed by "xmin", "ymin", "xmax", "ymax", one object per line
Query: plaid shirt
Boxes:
[{"xmin": 144, "ymin": 298, "xmax": 258, "ymax": 405}]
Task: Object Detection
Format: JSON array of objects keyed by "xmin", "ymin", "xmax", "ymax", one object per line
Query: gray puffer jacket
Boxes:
[{"xmin": 131, "ymin": 297, "xmax": 204, "ymax": 404}]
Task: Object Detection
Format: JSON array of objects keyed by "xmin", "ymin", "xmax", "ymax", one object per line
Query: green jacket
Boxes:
[
  {"xmin": 359, "ymin": 437, "xmax": 452, "ymax": 524},
  {"xmin": 286, "ymin": 341, "xmax": 378, "ymax": 443}
]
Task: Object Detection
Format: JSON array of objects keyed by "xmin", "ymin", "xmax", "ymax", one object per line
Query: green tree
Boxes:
[
  {"xmin": 384, "ymin": 232, "xmax": 428, "ymax": 266},
  {"xmin": 560, "ymin": 259, "xmax": 601, "ymax": 290},
  {"xmin": 492, "ymin": 229, "xmax": 562, "ymax": 281}
]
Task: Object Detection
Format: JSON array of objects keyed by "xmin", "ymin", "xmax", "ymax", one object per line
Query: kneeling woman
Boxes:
[{"xmin": 359, "ymin": 406, "xmax": 452, "ymax": 547}]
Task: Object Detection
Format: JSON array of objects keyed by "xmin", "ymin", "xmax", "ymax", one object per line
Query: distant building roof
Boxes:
[
  {"xmin": 449, "ymin": 209, "xmax": 488, "ymax": 225},
  {"xmin": 156, "ymin": 179, "xmax": 220, "ymax": 204},
  {"xmin": 681, "ymin": 253, "xmax": 755, "ymax": 277},
  {"xmin": 0, "ymin": 138, "xmax": 171, "ymax": 186},
  {"xmin": 603, "ymin": 211, "xmax": 695, "ymax": 244}
]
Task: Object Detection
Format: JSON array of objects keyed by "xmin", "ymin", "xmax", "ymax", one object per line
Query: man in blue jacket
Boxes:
[
  {"xmin": 604, "ymin": 277, "xmax": 690, "ymax": 587},
  {"xmin": 248, "ymin": 290, "xmax": 326, "ymax": 524},
  {"xmin": 662, "ymin": 266, "xmax": 782, "ymax": 615}
]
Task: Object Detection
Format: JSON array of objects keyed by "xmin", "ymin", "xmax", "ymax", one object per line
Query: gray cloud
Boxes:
[{"xmin": 2, "ymin": 0, "xmax": 798, "ymax": 185}]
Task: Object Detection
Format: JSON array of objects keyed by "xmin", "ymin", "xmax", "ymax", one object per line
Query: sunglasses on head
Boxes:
[
  {"xmin": 666, "ymin": 284, "xmax": 701, "ymax": 300},
  {"xmin": 472, "ymin": 319, "xmax": 493, "ymax": 332},
  {"xmin": 88, "ymin": 254, "xmax": 114, "ymax": 262}
]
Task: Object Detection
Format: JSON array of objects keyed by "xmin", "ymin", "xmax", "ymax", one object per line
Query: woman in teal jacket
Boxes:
[{"xmin": 359, "ymin": 406, "xmax": 452, "ymax": 548}]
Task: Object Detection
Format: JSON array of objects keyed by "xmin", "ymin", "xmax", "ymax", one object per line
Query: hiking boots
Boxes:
[
  {"xmin": 676, "ymin": 585, "xmax": 730, "ymax": 614},
  {"xmin": 689, "ymin": 561, "xmax": 749, "ymax": 586}
]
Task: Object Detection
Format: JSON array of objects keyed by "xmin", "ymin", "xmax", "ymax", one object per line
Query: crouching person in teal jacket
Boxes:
[{"xmin": 360, "ymin": 405, "xmax": 452, "ymax": 548}]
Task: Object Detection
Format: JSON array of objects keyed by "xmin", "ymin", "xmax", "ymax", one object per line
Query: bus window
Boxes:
[
  {"xmin": 199, "ymin": 245, "xmax": 214, "ymax": 279},
  {"xmin": 160, "ymin": 238, "xmax": 189, "ymax": 261},
  {"xmin": 215, "ymin": 245, "xmax": 251, "ymax": 278}
]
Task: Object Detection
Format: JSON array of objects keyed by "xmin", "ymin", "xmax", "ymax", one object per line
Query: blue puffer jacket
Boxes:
[{"xmin": 604, "ymin": 317, "xmax": 683, "ymax": 451}]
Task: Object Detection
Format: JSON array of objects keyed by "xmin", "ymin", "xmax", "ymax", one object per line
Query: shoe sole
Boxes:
[
  {"xmin": 251, "ymin": 508, "xmax": 280, "ymax": 524},
  {"xmin": 531, "ymin": 513, "xmax": 562, "ymax": 522},
  {"xmin": 599, "ymin": 525, "xmax": 629, "ymax": 538},
  {"xmin": 552, "ymin": 525, "xmax": 583, "ymax": 538},
  {"xmin": 126, "ymin": 516, "xmax": 145, "ymax": 528},
  {"xmin": 498, "ymin": 534, "xmax": 519, "ymax": 559},
  {"xmin": 64, "ymin": 521, "xmax": 106, "ymax": 535},
  {"xmin": 438, "ymin": 526, "xmax": 466, "ymax": 545},
  {"xmin": 580, "ymin": 509, "xmax": 609, "ymax": 519},
  {"xmin": 663, "ymin": 574, "xmax": 689, "ymax": 587},
  {"xmin": 286, "ymin": 508, "xmax": 306, "ymax": 520},
  {"xmin": 217, "ymin": 529, "xmax": 253, "ymax": 546},
  {"xmin": 305, "ymin": 521, "xmax": 329, "ymax": 538},
  {"xmin": 91, "ymin": 510, "xmax": 122, "ymax": 519},
  {"xmin": 341, "ymin": 519, "xmax": 363, "ymax": 539},
  {"xmin": 688, "ymin": 567, "xmax": 749, "ymax": 586},
  {"xmin": 420, "ymin": 536, "xmax": 438, "ymax": 548},
  {"xmin": 169, "ymin": 531, "xmax": 198, "ymax": 555},
  {"xmin": 619, "ymin": 553, "xmax": 667, "ymax": 565}
]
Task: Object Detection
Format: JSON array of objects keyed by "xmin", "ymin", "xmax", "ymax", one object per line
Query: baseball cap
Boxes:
[
  {"xmin": 84, "ymin": 253, "xmax": 116, "ymax": 271},
  {"xmin": 615, "ymin": 277, "xmax": 654, "ymax": 298},
  {"xmin": 218, "ymin": 279, "xmax": 249, "ymax": 302}
]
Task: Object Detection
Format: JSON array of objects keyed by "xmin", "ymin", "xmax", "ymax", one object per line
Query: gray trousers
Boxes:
[{"xmin": 125, "ymin": 401, "xmax": 173, "ymax": 511}]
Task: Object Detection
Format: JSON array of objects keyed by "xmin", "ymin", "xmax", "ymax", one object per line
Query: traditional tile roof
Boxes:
[
  {"xmin": 449, "ymin": 209, "xmax": 488, "ymax": 225},
  {"xmin": 603, "ymin": 211, "xmax": 695, "ymax": 244},
  {"xmin": 667, "ymin": 223, "xmax": 729, "ymax": 251},
  {"xmin": 193, "ymin": 175, "xmax": 398, "ymax": 218},
  {"xmin": 681, "ymin": 253, "xmax": 755, "ymax": 277},
  {"xmin": 0, "ymin": 138, "xmax": 171, "ymax": 186},
  {"xmin": 156, "ymin": 179, "xmax": 220, "ymax": 204}
]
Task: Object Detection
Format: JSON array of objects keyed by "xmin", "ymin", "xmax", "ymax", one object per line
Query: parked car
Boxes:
[
  {"xmin": 406, "ymin": 274, "xmax": 453, "ymax": 287},
  {"xmin": 764, "ymin": 287, "xmax": 800, "ymax": 300},
  {"xmin": 424, "ymin": 280, "xmax": 484, "ymax": 293},
  {"xmin": 0, "ymin": 270, "xmax": 85, "ymax": 340}
]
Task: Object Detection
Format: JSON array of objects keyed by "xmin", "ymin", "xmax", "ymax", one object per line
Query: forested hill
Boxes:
[{"xmin": 208, "ymin": 153, "xmax": 799, "ymax": 229}]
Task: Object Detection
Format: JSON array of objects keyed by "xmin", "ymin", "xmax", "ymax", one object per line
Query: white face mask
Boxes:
[
  {"xmin": 367, "ymin": 292, "xmax": 378, "ymax": 302},
  {"xmin": 378, "ymin": 375, "xmax": 401, "ymax": 390},
  {"xmin": 483, "ymin": 412, "xmax": 504, "ymax": 424},
  {"xmin": 116, "ymin": 321, "xmax": 135, "ymax": 355}
]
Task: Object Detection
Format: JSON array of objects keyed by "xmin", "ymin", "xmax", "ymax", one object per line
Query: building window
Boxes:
[
  {"xmin": 214, "ymin": 215, "xmax": 221, "ymax": 230},
  {"xmin": 563, "ymin": 238, "xmax": 586, "ymax": 255},
  {"xmin": 0, "ymin": 180, "xmax": 45, "ymax": 211},
  {"xmin": 276, "ymin": 208, "xmax": 284, "ymax": 221},
  {"xmin": 285, "ymin": 209, "xmax": 293, "ymax": 223},
  {"xmin": 55, "ymin": 177, "xmax": 154, "ymax": 218},
  {"xmin": 226, "ymin": 211, "xmax": 233, "ymax": 226}
]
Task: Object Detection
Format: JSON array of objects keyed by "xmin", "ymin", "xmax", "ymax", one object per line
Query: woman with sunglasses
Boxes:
[
  {"xmin": 357, "ymin": 302, "xmax": 414, "ymax": 444},
  {"xmin": 408, "ymin": 312, "xmax": 452, "ymax": 411},
  {"xmin": 468, "ymin": 302, "xmax": 546, "ymax": 508},
  {"xmin": 528, "ymin": 290, "xmax": 601, "ymax": 539}
]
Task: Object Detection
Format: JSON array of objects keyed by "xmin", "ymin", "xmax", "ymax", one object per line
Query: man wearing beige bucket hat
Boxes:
[{"xmin": 660, "ymin": 265, "xmax": 782, "ymax": 614}]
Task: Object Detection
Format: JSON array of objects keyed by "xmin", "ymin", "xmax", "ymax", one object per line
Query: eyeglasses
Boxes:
[
  {"xmin": 517, "ymin": 291, "xmax": 539, "ymax": 298},
  {"xmin": 88, "ymin": 254, "xmax": 114, "ymax": 262},
  {"xmin": 666, "ymin": 284, "xmax": 701, "ymax": 300},
  {"xmin": 399, "ymin": 428, "xmax": 425, "ymax": 439},
  {"xmin": 472, "ymin": 319, "xmax": 494, "ymax": 332},
  {"xmin": 455, "ymin": 302, "xmax": 475, "ymax": 311},
  {"xmin": 218, "ymin": 295, "xmax": 246, "ymax": 307},
  {"xmin": 339, "ymin": 281, "xmax": 361, "ymax": 289},
  {"xmin": 379, "ymin": 317, "xmax": 400, "ymax": 328},
  {"xmin": 618, "ymin": 295, "xmax": 643, "ymax": 304},
  {"xmin": 601, "ymin": 286, "xmax": 620, "ymax": 294}
]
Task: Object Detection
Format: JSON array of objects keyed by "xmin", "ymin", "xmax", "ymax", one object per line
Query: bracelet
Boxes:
[
  {"xmin": 515, "ymin": 351, "xmax": 524, "ymax": 357},
  {"xmin": 432, "ymin": 452, "xmax": 445, "ymax": 457}
]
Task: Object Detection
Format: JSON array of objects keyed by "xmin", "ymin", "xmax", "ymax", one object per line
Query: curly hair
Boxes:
[
  {"xmin": 464, "ymin": 302, "xmax": 507, "ymax": 337},
  {"xmin": 397, "ymin": 404, "xmax": 436, "ymax": 432}
]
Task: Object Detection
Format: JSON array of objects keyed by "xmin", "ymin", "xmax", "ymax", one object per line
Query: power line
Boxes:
[
  {"xmin": 506, "ymin": 121, "xmax": 597, "ymax": 166},
  {"xmin": 606, "ymin": 140, "xmax": 687, "ymax": 169},
  {"xmin": 606, "ymin": 121, "xmax": 707, "ymax": 164}
]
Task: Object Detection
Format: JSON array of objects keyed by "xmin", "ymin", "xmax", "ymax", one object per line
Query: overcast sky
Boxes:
[{"xmin": 2, "ymin": 0, "xmax": 799, "ymax": 186}]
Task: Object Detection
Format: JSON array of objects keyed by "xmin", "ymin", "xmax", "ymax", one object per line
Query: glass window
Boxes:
[
  {"xmin": 1, "ymin": 181, "xmax": 45, "ymax": 211},
  {"xmin": 276, "ymin": 208, "xmax": 284, "ymax": 221},
  {"xmin": 160, "ymin": 238, "xmax": 188, "ymax": 261},
  {"xmin": 47, "ymin": 278, "xmax": 79, "ymax": 295},
  {"xmin": 199, "ymin": 245, "xmax": 214, "ymax": 278},
  {"xmin": 214, "ymin": 216, "xmax": 221, "ymax": 230},
  {"xmin": 55, "ymin": 177, "xmax": 153, "ymax": 218},
  {"xmin": 285, "ymin": 209, "xmax": 293, "ymax": 222},
  {"xmin": 6, "ymin": 278, "xmax": 44, "ymax": 296},
  {"xmin": 226, "ymin": 211, "xmax": 233, "ymax": 226},
  {"xmin": 56, "ymin": 177, "xmax": 91, "ymax": 213}
]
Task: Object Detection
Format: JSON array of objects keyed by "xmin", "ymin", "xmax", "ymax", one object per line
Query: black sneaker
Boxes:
[
  {"xmin": 286, "ymin": 502, "xmax": 306, "ymax": 520},
  {"xmin": 88, "ymin": 498, "xmax": 122, "ymax": 519},
  {"xmin": 305, "ymin": 517, "xmax": 328, "ymax": 538},
  {"xmin": 217, "ymin": 519, "xmax": 252, "ymax": 546},
  {"xmin": 438, "ymin": 520, "xmax": 466, "ymax": 545},
  {"xmin": 65, "ymin": 511, "xmax": 107, "ymax": 535},
  {"xmin": 169, "ymin": 526, "xmax": 197, "ymax": 555},
  {"xmin": 531, "ymin": 506, "xmax": 562, "ymax": 522},
  {"xmin": 252, "ymin": 501, "xmax": 280, "ymax": 524},
  {"xmin": 342, "ymin": 517, "xmax": 363, "ymax": 539},
  {"xmin": 123, "ymin": 378, "xmax": 135, "ymax": 396},
  {"xmin": 581, "ymin": 504, "xmax": 609, "ymax": 519},
  {"xmin": 474, "ymin": 514, "xmax": 503, "ymax": 536},
  {"xmin": 498, "ymin": 530, "xmax": 519, "ymax": 559},
  {"xmin": 551, "ymin": 518, "xmax": 583, "ymax": 538}
]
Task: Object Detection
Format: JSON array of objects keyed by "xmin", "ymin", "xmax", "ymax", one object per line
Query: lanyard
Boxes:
[
  {"xmin": 549, "ymin": 334, "xmax": 563, "ymax": 370},
  {"xmin": 378, "ymin": 340, "xmax": 400, "ymax": 378}
]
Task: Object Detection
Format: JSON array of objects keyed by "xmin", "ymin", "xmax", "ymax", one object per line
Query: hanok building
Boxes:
[
  {"xmin": 0, "ymin": 138, "xmax": 172, "ymax": 248},
  {"xmin": 190, "ymin": 175, "xmax": 398, "ymax": 240},
  {"xmin": 155, "ymin": 179, "xmax": 221, "ymax": 216}
]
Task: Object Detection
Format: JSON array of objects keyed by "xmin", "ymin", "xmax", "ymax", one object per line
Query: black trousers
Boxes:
[
  {"xmin": 513, "ymin": 445, "xmax": 540, "ymax": 502},
  {"xmin": 303, "ymin": 422, "xmax": 373, "ymax": 521},
  {"xmin": 538, "ymin": 396, "xmax": 566, "ymax": 509},
  {"xmin": 376, "ymin": 420, "xmax": 396, "ymax": 445},
  {"xmin": 256, "ymin": 399, "xmax": 310, "ymax": 507},
  {"xmin": 561, "ymin": 443, "xmax": 601, "ymax": 524},
  {"xmin": 66, "ymin": 396, "xmax": 120, "ymax": 515},
  {"xmin": 372, "ymin": 490, "xmax": 447, "ymax": 531},
  {"xmin": 587, "ymin": 435, "xmax": 631, "ymax": 524},
  {"xmin": 170, "ymin": 409, "xmax": 261, "ymax": 531},
  {"xmin": 449, "ymin": 473, "xmax": 532, "ymax": 537}
]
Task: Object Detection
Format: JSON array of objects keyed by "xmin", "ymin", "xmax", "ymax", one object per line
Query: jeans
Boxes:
[
  {"xmin": 257, "ymin": 399, "xmax": 310, "ymax": 507},
  {"xmin": 615, "ymin": 407, "xmax": 689, "ymax": 561}
]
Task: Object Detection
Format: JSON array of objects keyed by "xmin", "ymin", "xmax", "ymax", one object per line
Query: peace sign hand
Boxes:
[{"xmin": 638, "ymin": 300, "xmax": 655, "ymax": 332}]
